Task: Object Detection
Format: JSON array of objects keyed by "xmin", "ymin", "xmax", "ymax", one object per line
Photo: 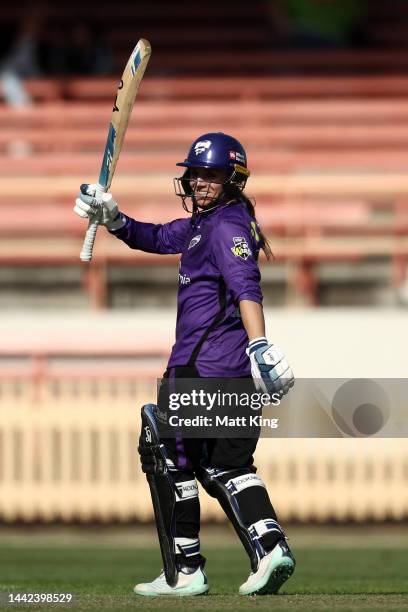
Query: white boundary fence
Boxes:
[
  {"xmin": 2, "ymin": 308, "xmax": 408, "ymax": 522},
  {"xmin": 1, "ymin": 377, "xmax": 407, "ymax": 522}
]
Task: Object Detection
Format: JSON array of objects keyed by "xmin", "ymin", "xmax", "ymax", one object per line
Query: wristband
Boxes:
[
  {"xmin": 246, "ymin": 336, "xmax": 268, "ymax": 356},
  {"xmin": 107, "ymin": 212, "xmax": 126, "ymax": 232}
]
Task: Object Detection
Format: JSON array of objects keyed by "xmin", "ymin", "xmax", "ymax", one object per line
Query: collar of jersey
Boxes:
[{"xmin": 195, "ymin": 198, "xmax": 240, "ymax": 224}]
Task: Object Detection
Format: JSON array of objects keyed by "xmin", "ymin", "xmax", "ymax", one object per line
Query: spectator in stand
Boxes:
[
  {"xmin": 0, "ymin": 11, "xmax": 43, "ymax": 106},
  {"xmin": 39, "ymin": 25, "xmax": 69, "ymax": 76},
  {"xmin": 40, "ymin": 21, "xmax": 113, "ymax": 76},
  {"xmin": 41, "ymin": 21, "xmax": 113, "ymax": 76},
  {"xmin": 65, "ymin": 22, "xmax": 113, "ymax": 75}
]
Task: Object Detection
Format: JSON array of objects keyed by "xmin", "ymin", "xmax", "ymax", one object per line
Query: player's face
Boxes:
[{"xmin": 189, "ymin": 167, "xmax": 228, "ymax": 207}]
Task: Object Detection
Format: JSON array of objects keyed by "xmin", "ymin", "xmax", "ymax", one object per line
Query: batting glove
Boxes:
[
  {"xmin": 246, "ymin": 337, "xmax": 294, "ymax": 399},
  {"xmin": 73, "ymin": 183, "xmax": 126, "ymax": 231}
]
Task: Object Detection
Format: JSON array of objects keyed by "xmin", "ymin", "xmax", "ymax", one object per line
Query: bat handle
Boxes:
[
  {"xmin": 80, "ymin": 218, "xmax": 99, "ymax": 262},
  {"xmin": 79, "ymin": 183, "xmax": 105, "ymax": 262}
]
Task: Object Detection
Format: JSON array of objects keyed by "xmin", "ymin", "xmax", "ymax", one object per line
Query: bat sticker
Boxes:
[
  {"xmin": 99, "ymin": 123, "xmax": 117, "ymax": 188},
  {"xmin": 112, "ymin": 80, "xmax": 123, "ymax": 112},
  {"xmin": 131, "ymin": 50, "xmax": 142, "ymax": 75}
]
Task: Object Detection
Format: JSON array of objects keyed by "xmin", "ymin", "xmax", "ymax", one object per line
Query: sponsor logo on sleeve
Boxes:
[
  {"xmin": 188, "ymin": 234, "xmax": 201, "ymax": 249},
  {"xmin": 194, "ymin": 140, "xmax": 211, "ymax": 155},
  {"xmin": 231, "ymin": 237, "xmax": 252, "ymax": 260}
]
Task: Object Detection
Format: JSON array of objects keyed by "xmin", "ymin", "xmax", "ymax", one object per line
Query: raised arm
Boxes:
[
  {"xmin": 109, "ymin": 215, "xmax": 191, "ymax": 255},
  {"xmin": 74, "ymin": 184, "xmax": 191, "ymax": 255}
]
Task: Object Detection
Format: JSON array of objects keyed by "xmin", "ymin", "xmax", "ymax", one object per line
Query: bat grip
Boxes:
[
  {"xmin": 80, "ymin": 218, "xmax": 99, "ymax": 262},
  {"xmin": 79, "ymin": 183, "xmax": 106, "ymax": 262}
]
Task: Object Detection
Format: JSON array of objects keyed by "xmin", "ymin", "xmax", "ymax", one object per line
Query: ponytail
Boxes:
[{"xmin": 223, "ymin": 187, "xmax": 273, "ymax": 260}]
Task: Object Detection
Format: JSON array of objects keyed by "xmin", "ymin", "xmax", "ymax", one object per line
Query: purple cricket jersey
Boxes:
[{"xmin": 110, "ymin": 200, "xmax": 264, "ymax": 377}]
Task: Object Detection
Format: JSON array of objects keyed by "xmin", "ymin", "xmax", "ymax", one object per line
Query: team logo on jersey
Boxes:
[
  {"xmin": 194, "ymin": 140, "xmax": 211, "ymax": 155},
  {"xmin": 231, "ymin": 237, "xmax": 252, "ymax": 260},
  {"xmin": 188, "ymin": 235, "xmax": 201, "ymax": 249}
]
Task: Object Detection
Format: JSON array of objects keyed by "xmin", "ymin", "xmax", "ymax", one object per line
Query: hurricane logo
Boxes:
[
  {"xmin": 188, "ymin": 235, "xmax": 201, "ymax": 249},
  {"xmin": 144, "ymin": 426, "xmax": 152, "ymax": 443},
  {"xmin": 194, "ymin": 140, "xmax": 211, "ymax": 155}
]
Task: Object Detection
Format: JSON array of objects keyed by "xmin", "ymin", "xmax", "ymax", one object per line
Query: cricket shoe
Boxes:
[
  {"xmin": 239, "ymin": 539, "xmax": 295, "ymax": 596},
  {"xmin": 134, "ymin": 565, "xmax": 209, "ymax": 597}
]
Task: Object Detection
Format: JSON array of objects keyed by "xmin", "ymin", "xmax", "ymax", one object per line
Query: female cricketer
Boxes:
[{"xmin": 74, "ymin": 132, "xmax": 295, "ymax": 597}]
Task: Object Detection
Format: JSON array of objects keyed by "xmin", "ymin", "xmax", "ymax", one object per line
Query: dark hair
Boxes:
[{"xmin": 223, "ymin": 186, "xmax": 273, "ymax": 260}]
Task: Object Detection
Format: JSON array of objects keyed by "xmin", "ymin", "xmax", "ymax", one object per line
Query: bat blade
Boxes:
[
  {"xmin": 80, "ymin": 39, "xmax": 151, "ymax": 262},
  {"xmin": 99, "ymin": 38, "xmax": 151, "ymax": 190}
]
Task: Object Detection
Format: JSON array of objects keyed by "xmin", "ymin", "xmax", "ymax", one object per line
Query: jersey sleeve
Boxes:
[
  {"xmin": 109, "ymin": 215, "xmax": 191, "ymax": 254},
  {"xmin": 211, "ymin": 218, "xmax": 263, "ymax": 304}
]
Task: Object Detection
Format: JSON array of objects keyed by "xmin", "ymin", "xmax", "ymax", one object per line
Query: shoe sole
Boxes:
[
  {"xmin": 257, "ymin": 561, "xmax": 295, "ymax": 595},
  {"xmin": 134, "ymin": 585, "xmax": 209, "ymax": 597},
  {"xmin": 240, "ymin": 560, "xmax": 295, "ymax": 596}
]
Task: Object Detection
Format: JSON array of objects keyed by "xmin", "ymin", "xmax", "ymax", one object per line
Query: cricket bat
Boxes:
[{"xmin": 80, "ymin": 38, "xmax": 152, "ymax": 262}]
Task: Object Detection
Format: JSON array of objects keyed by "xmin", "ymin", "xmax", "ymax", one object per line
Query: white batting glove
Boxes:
[
  {"xmin": 246, "ymin": 337, "xmax": 294, "ymax": 399},
  {"xmin": 73, "ymin": 183, "xmax": 126, "ymax": 231}
]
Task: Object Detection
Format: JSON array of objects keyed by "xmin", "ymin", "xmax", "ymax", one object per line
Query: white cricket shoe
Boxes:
[
  {"xmin": 134, "ymin": 566, "xmax": 209, "ymax": 597},
  {"xmin": 239, "ymin": 540, "xmax": 295, "ymax": 596}
]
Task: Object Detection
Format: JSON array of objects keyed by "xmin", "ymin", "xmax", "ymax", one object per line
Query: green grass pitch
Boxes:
[{"xmin": 0, "ymin": 526, "xmax": 407, "ymax": 611}]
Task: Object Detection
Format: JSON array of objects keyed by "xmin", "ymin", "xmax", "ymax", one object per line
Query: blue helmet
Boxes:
[
  {"xmin": 174, "ymin": 133, "xmax": 250, "ymax": 212},
  {"xmin": 176, "ymin": 132, "xmax": 250, "ymax": 184}
]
